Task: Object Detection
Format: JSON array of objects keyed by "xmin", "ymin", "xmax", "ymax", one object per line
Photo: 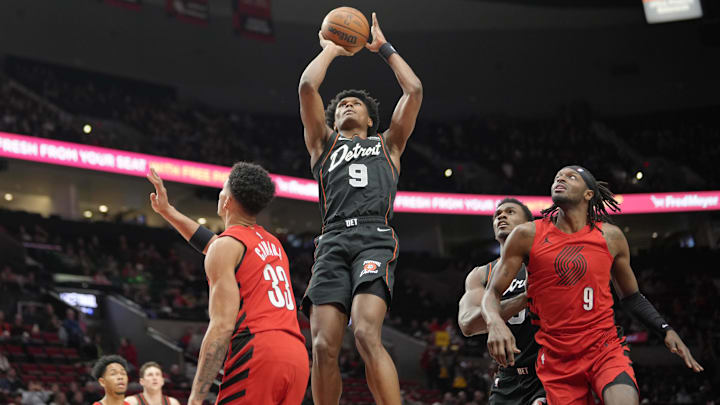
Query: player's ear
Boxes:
[
  {"xmin": 98, "ymin": 377, "xmax": 106, "ymax": 389},
  {"xmin": 367, "ymin": 117, "xmax": 373, "ymax": 129},
  {"xmin": 584, "ymin": 189, "xmax": 594, "ymax": 202}
]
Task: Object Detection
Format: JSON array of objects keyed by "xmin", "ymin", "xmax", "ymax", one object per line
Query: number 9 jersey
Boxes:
[
  {"xmin": 313, "ymin": 132, "xmax": 398, "ymax": 227},
  {"xmin": 215, "ymin": 225, "xmax": 308, "ymax": 405}
]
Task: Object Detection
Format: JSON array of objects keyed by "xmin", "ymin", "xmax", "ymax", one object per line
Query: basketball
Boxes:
[{"xmin": 320, "ymin": 7, "xmax": 370, "ymax": 53}]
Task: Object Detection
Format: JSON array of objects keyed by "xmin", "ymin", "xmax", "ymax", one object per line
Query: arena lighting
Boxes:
[
  {"xmin": 444, "ymin": 168, "xmax": 453, "ymax": 177},
  {"xmin": 83, "ymin": 124, "xmax": 92, "ymax": 134},
  {"xmin": 636, "ymin": 171, "xmax": 644, "ymax": 180},
  {"xmin": 98, "ymin": 204, "xmax": 109, "ymax": 213},
  {"xmin": 198, "ymin": 217, "xmax": 207, "ymax": 225},
  {"xmin": 3, "ymin": 193, "xmax": 12, "ymax": 201},
  {"xmin": 652, "ymin": 232, "xmax": 658, "ymax": 239},
  {"xmin": 83, "ymin": 210, "xmax": 93, "ymax": 218},
  {"xmin": 643, "ymin": 0, "xmax": 703, "ymax": 24},
  {"xmin": 1, "ymin": 132, "xmax": 719, "ymax": 216}
]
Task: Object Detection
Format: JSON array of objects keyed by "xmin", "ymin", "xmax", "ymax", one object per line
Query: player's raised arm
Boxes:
[
  {"xmin": 298, "ymin": 32, "xmax": 355, "ymax": 167},
  {"xmin": 605, "ymin": 224, "xmax": 703, "ymax": 373},
  {"xmin": 458, "ymin": 266, "xmax": 528, "ymax": 337},
  {"xmin": 146, "ymin": 168, "xmax": 217, "ymax": 254},
  {"xmin": 365, "ymin": 12, "xmax": 422, "ymax": 168},
  {"xmin": 481, "ymin": 222, "xmax": 535, "ymax": 367},
  {"xmin": 187, "ymin": 238, "xmax": 244, "ymax": 405}
]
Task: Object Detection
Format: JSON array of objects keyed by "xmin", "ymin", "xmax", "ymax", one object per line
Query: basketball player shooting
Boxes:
[
  {"xmin": 298, "ymin": 11, "xmax": 422, "ymax": 405},
  {"xmin": 481, "ymin": 166, "xmax": 702, "ymax": 405}
]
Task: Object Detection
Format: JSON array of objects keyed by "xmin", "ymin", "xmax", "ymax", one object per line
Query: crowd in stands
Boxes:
[{"xmin": 2, "ymin": 56, "xmax": 719, "ymax": 196}]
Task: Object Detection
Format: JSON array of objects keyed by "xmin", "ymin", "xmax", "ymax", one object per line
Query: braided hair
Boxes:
[{"xmin": 541, "ymin": 166, "xmax": 621, "ymax": 232}]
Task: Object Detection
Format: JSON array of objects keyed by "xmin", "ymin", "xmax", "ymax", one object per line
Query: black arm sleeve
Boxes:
[
  {"xmin": 621, "ymin": 292, "xmax": 672, "ymax": 338},
  {"xmin": 189, "ymin": 225, "xmax": 215, "ymax": 253}
]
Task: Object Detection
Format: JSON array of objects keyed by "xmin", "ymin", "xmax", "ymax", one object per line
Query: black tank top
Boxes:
[
  {"xmin": 312, "ymin": 132, "xmax": 398, "ymax": 226},
  {"xmin": 485, "ymin": 258, "xmax": 540, "ymax": 369}
]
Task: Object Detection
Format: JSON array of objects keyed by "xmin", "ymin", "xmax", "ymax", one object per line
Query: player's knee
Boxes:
[
  {"xmin": 603, "ymin": 384, "xmax": 638, "ymax": 405},
  {"xmin": 353, "ymin": 323, "xmax": 382, "ymax": 355},
  {"xmin": 312, "ymin": 334, "xmax": 341, "ymax": 363}
]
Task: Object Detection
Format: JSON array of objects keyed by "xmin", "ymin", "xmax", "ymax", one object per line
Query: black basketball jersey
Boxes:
[
  {"xmin": 312, "ymin": 132, "xmax": 398, "ymax": 226},
  {"xmin": 485, "ymin": 258, "xmax": 540, "ymax": 369}
]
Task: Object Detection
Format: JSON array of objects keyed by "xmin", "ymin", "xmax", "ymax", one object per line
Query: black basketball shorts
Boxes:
[{"xmin": 301, "ymin": 220, "xmax": 398, "ymax": 317}]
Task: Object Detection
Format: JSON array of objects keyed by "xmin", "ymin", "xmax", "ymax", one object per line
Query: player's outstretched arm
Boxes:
[
  {"xmin": 365, "ymin": 12, "xmax": 422, "ymax": 167},
  {"xmin": 458, "ymin": 265, "xmax": 528, "ymax": 337},
  {"xmin": 188, "ymin": 238, "xmax": 244, "ymax": 405},
  {"xmin": 146, "ymin": 168, "xmax": 217, "ymax": 254},
  {"xmin": 605, "ymin": 224, "xmax": 704, "ymax": 373},
  {"xmin": 482, "ymin": 222, "xmax": 535, "ymax": 367},
  {"xmin": 299, "ymin": 32, "xmax": 355, "ymax": 167}
]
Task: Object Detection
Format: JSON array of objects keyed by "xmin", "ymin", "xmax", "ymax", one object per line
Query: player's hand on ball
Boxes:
[
  {"xmin": 487, "ymin": 321, "xmax": 520, "ymax": 367},
  {"xmin": 365, "ymin": 12, "xmax": 387, "ymax": 53},
  {"xmin": 665, "ymin": 330, "xmax": 704, "ymax": 372},
  {"xmin": 147, "ymin": 168, "xmax": 172, "ymax": 215},
  {"xmin": 318, "ymin": 31, "xmax": 355, "ymax": 57}
]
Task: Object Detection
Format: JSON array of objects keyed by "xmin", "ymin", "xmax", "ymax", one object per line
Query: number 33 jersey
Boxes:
[
  {"xmin": 313, "ymin": 132, "xmax": 398, "ymax": 226},
  {"xmin": 527, "ymin": 218, "xmax": 616, "ymax": 355},
  {"xmin": 217, "ymin": 225, "xmax": 305, "ymax": 343}
]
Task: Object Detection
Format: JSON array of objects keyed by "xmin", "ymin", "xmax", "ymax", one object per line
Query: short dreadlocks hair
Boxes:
[
  {"xmin": 325, "ymin": 89, "xmax": 380, "ymax": 135},
  {"xmin": 541, "ymin": 165, "xmax": 621, "ymax": 232},
  {"xmin": 227, "ymin": 162, "xmax": 275, "ymax": 216},
  {"xmin": 92, "ymin": 355, "xmax": 129, "ymax": 380},
  {"xmin": 495, "ymin": 198, "xmax": 534, "ymax": 222}
]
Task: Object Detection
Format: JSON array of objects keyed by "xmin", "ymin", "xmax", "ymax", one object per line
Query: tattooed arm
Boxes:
[{"xmin": 188, "ymin": 237, "xmax": 244, "ymax": 405}]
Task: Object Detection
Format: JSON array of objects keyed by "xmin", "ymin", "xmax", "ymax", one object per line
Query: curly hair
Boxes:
[
  {"xmin": 325, "ymin": 89, "xmax": 380, "ymax": 135},
  {"xmin": 92, "ymin": 355, "xmax": 129, "ymax": 380},
  {"xmin": 227, "ymin": 162, "xmax": 275, "ymax": 216}
]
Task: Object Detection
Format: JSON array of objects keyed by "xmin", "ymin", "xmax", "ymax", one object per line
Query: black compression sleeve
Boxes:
[
  {"xmin": 621, "ymin": 292, "xmax": 672, "ymax": 338},
  {"xmin": 189, "ymin": 225, "xmax": 215, "ymax": 253}
]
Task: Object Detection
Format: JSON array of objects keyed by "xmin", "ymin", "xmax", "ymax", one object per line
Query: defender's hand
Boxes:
[
  {"xmin": 318, "ymin": 31, "xmax": 355, "ymax": 56},
  {"xmin": 487, "ymin": 321, "xmax": 520, "ymax": 367},
  {"xmin": 147, "ymin": 168, "xmax": 172, "ymax": 215},
  {"xmin": 665, "ymin": 330, "xmax": 703, "ymax": 372},
  {"xmin": 365, "ymin": 12, "xmax": 387, "ymax": 53}
]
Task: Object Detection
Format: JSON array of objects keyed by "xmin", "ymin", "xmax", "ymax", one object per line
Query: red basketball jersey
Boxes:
[
  {"xmin": 217, "ymin": 225, "xmax": 305, "ymax": 341},
  {"xmin": 527, "ymin": 218, "xmax": 616, "ymax": 355}
]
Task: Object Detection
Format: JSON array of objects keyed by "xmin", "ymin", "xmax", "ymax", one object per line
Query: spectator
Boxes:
[
  {"xmin": 20, "ymin": 381, "xmax": 51, "ymax": 405},
  {"xmin": 118, "ymin": 337, "xmax": 138, "ymax": 370},
  {"xmin": 0, "ymin": 310, "xmax": 11, "ymax": 335},
  {"xmin": 0, "ymin": 368, "xmax": 24, "ymax": 394},
  {"xmin": 62, "ymin": 309, "xmax": 84, "ymax": 346},
  {"xmin": 50, "ymin": 391, "xmax": 70, "ymax": 405},
  {"xmin": 168, "ymin": 363, "xmax": 190, "ymax": 389}
]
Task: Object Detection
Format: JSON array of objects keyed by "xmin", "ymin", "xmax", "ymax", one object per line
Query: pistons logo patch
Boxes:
[{"xmin": 359, "ymin": 260, "xmax": 381, "ymax": 277}]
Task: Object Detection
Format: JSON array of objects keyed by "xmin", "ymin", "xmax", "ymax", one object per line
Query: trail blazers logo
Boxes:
[
  {"xmin": 553, "ymin": 246, "xmax": 587, "ymax": 286},
  {"xmin": 360, "ymin": 260, "xmax": 381, "ymax": 277}
]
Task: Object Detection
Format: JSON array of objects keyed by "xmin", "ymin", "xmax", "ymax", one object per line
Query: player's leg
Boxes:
[
  {"xmin": 301, "ymin": 230, "xmax": 354, "ymax": 405},
  {"xmin": 364, "ymin": 363, "xmax": 384, "ymax": 405},
  {"xmin": 603, "ymin": 383, "xmax": 638, "ymax": 405},
  {"xmin": 590, "ymin": 333, "xmax": 638, "ymax": 405},
  {"xmin": 309, "ymin": 304, "xmax": 348, "ymax": 405},
  {"xmin": 350, "ymin": 286, "xmax": 402, "ymax": 405}
]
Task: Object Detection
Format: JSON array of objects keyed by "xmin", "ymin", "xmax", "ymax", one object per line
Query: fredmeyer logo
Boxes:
[
  {"xmin": 553, "ymin": 245, "xmax": 587, "ymax": 286},
  {"xmin": 359, "ymin": 260, "xmax": 381, "ymax": 277}
]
